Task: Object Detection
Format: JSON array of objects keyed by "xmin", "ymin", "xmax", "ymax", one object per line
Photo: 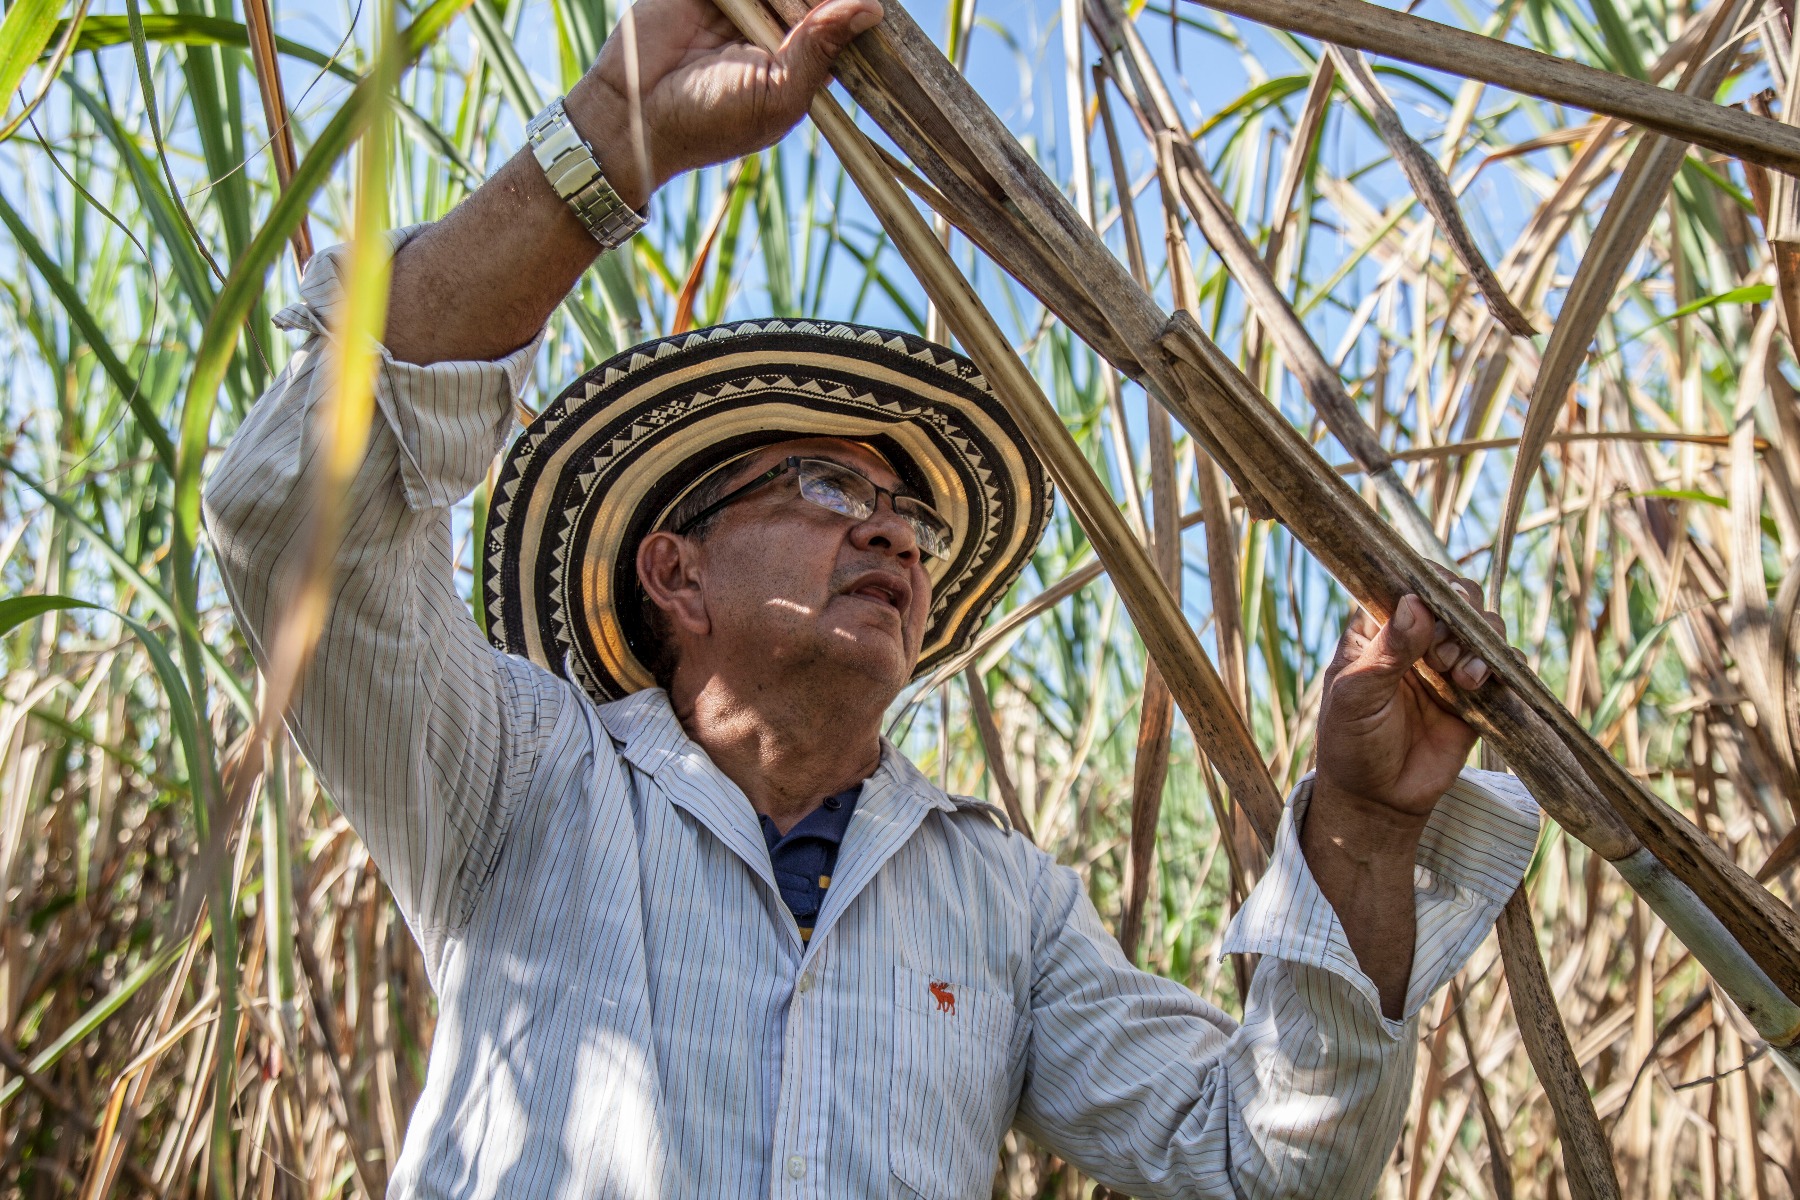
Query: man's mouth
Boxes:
[{"xmin": 843, "ymin": 573, "xmax": 909, "ymax": 615}]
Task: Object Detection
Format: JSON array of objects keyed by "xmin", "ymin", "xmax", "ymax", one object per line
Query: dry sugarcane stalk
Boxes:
[
  {"xmin": 1121, "ymin": 665, "xmax": 1177, "ymax": 957},
  {"xmin": 1450, "ymin": 980, "xmax": 1517, "ymax": 1199},
  {"xmin": 963, "ymin": 666, "xmax": 1034, "ymax": 842},
  {"xmin": 1250, "ymin": 52, "xmax": 1335, "ymax": 380},
  {"xmin": 1087, "ymin": 0, "xmax": 1453, "ymax": 562},
  {"xmin": 1766, "ymin": 8, "xmax": 1800, "ymax": 242},
  {"xmin": 1191, "ymin": 0, "xmax": 1800, "ymax": 176},
  {"xmin": 792, "ymin": 0, "xmax": 1294, "ymax": 513},
  {"xmin": 1743, "ymin": 97, "xmax": 1800, "ymax": 378},
  {"xmin": 241, "ymin": 0, "xmax": 312, "ymax": 268},
  {"xmin": 1726, "ymin": 311, "xmax": 1800, "ymax": 791},
  {"xmin": 1052, "ymin": 0, "xmax": 1776, "ymax": 913},
  {"xmin": 1494, "ymin": 890, "xmax": 1624, "ymax": 1200},
  {"xmin": 1491, "ymin": 0, "xmax": 1754, "ymax": 599},
  {"xmin": 1323, "ymin": 44, "xmax": 1536, "ymax": 336},
  {"xmin": 1119, "ymin": 127, "xmax": 1189, "ymax": 957},
  {"xmin": 754, "ymin": 0, "xmax": 1800, "ymax": 1062},
  {"xmin": 706, "ymin": 0, "xmax": 1287, "ymax": 847}
]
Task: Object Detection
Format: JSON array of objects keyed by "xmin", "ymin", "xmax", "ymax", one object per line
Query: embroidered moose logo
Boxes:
[{"xmin": 928, "ymin": 980, "xmax": 956, "ymax": 1015}]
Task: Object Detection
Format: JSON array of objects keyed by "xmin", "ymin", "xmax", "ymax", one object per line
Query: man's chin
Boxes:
[{"xmin": 819, "ymin": 629, "xmax": 917, "ymax": 694}]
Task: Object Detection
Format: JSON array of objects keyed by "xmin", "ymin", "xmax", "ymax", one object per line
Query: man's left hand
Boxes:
[
  {"xmin": 1312, "ymin": 572, "xmax": 1505, "ymax": 832},
  {"xmin": 1302, "ymin": 573, "xmax": 1506, "ymax": 1018}
]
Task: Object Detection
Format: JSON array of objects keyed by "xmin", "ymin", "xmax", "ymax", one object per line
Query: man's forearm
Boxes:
[
  {"xmin": 1300, "ymin": 782, "xmax": 1424, "ymax": 1020},
  {"xmin": 384, "ymin": 76, "xmax": 643, "ymax": 367}
]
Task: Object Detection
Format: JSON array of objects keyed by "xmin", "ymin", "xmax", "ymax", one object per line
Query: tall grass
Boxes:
[{"xmin": 1, "ymin": 0, "xmax": 1798, "ymax": 1194}]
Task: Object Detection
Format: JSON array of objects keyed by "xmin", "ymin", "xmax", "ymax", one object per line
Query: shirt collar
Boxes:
[
  {"xmin": 595, "ymin": 689, "xmax": 954, "ymax": 819},
  {"xmin": 596, "ymin": 688, "xmax": 693, "ymax": 776},
  {"xmin": 596, "ymin": 690, "xmax": 955, "ymax": 950}
]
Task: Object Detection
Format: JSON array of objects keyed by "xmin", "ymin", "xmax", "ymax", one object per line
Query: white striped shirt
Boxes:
[{"xmin": 203, "ymin": 234, "xmax": 1542, "ymax": 1199}]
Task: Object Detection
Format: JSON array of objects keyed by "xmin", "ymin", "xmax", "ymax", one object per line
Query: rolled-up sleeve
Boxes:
[
  {"xmin": 202, "ymin": 228, "xmax": 571, "ymax": 965},
  {"xmin": 1015, "ymin": 768, "xmax": 1541, "ymax": 1198}
]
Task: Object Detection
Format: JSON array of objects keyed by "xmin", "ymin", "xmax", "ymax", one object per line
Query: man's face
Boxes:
[{"xmin": 649, "ymin": 436, "xmax": 938, "ymax": 695}]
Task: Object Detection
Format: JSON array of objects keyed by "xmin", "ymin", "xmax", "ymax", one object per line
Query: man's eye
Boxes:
[{"xmin": 807, "ymin": 479, "xmax": 856, "ymax": 509}]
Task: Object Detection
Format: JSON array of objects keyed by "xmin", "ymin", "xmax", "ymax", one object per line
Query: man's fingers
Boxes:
[
  {"xmin": 772, "ymin": 0, "xmax": 883, "ymax": 107},
  {"xmin": 1328, "ymin": 575, "xmax": 1507, "ymax": 704},
  {"xmin": 1417, "ymin": 569, "xmax": 1502, "ymax": 688},
  {"xmin": 1343, "ymin": 594, "xmax": 1436, "ymax": 681},
  {"xmin": 1451, "ymin": 653, "xmax": 1490, "ymax": 688}
]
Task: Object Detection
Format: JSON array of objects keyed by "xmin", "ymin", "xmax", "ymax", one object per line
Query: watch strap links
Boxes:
[{"xmin": 526, "ymin": 97, "xmax": 646, "ymax": 250}]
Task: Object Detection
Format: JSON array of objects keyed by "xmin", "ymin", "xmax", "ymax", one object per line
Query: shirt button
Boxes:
[
  {"xmin": 786, "ymin": 1155, "xmax": 807, "ymax": 1179},
  {"xmin": 795, "ymin": 971, "xmax": 814, "ymax": 994}
]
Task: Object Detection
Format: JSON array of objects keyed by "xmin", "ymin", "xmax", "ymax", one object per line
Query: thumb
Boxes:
[
  {"xmin": 1330, "ymin": 594, "xmax": 1435, "ymax": 706},
  {"xmin": 772, "ymin": 0, "xmax": 883, "ymax": 102}
]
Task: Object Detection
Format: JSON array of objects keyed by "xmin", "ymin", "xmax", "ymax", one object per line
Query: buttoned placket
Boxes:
[
  {"xmin": 762, "ymin": 752, "xmax": 952, "ymax": 1196},
  {"xmin": 770, "ymin": 937, "xmax": 829, "ymax": 1197},
  {"xmin": 614, "ymin": 703, "xmax": 964, "ymax": 1196}
]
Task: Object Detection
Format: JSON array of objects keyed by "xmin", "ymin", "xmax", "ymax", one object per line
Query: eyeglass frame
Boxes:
[{"xmin": 672, "ymin": 455, "xmax": 954, "ymax": 560}]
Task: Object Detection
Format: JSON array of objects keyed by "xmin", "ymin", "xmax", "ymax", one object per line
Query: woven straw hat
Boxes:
[{"xmin": 480, "ymin": 318, "xmax": 1053, "ymax": 704}]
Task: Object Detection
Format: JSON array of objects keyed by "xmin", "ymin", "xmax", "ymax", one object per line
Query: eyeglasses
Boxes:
[{"xmin": 675, "ymin": 456, "xmax": 955, "ymax": 560}]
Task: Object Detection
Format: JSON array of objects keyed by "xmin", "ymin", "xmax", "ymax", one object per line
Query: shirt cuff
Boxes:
[
  {"xmin": 1221, "ymin": 768, "xmax": 1542, "ymax": 1032},
  {"xmin": 273, "ymin": 225, "xmax": 544, "ymax": 511}
]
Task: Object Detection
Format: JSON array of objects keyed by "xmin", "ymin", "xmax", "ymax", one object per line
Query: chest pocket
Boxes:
[{"xmin": 888, "ymin": 964, "xmax": 1015, "ymax": 1198}]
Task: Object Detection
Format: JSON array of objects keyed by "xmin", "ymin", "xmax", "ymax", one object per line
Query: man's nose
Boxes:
[{"xmin": 851, "ymin": 496, "xmax": 919, "ymax": 562}]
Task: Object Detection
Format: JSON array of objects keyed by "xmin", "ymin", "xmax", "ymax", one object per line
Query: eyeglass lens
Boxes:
[{"xmin": 797, "ymin": 460, "xmax": 952, "ymax": 559}]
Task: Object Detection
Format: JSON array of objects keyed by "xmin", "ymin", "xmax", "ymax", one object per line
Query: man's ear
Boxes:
[{"xmin": 637, "ymin": 531, "xmax": 711, "ymax": 638}]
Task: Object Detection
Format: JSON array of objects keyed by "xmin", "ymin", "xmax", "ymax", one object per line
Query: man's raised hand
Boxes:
[
  {"xmin": 1312, "ymin": 572, "xmax": 1506, "ymax": 832},
  {"xmin": 574, "ymin": 0, "xmax": 885, "ymax": 210}
]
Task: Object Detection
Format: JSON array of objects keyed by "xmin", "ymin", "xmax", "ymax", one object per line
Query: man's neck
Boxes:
[{"xmin": 668, "ymin": 670, "xmax": 886, "ymax": 834}]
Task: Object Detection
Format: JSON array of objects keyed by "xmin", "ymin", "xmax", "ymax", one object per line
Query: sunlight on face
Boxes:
[{"xmin": 647, "ymin": 435, "xmax": 938, "ymax": 698}]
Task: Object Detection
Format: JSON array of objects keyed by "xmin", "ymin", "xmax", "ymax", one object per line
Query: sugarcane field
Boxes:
[{"xmin": 7, "ymin": 0, "xmax": 1800, "ymax": 1191}]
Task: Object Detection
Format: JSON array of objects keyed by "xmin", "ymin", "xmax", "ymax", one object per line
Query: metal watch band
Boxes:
[{"xmin": 526, "ymin": 97, "xmax": 646, "ymax": 250}]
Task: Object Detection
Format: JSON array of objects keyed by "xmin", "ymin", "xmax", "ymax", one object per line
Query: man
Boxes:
[{"xmin": 203, "ymin": 0, "xmax": 1541, "ymax": 1193}]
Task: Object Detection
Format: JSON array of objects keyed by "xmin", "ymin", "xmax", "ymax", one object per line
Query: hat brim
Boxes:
[{"xmin": 482, "ymin": 319, "xmax": 1053, "ymax": 705}]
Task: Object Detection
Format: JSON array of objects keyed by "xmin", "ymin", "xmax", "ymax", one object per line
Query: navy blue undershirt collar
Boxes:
[{"xmin": 758, "ymin": 784, "xmax": 861, "ymax": 942}]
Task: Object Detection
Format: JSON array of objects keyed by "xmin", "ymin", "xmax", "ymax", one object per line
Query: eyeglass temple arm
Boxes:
[{"xmin": 672, "ymin": 461, "xmax": 793, "ymax": 535}]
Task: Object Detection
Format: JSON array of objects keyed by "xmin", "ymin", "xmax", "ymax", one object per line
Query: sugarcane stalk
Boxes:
[
  {"xmin": 963, "ymin": 666, "xmax": 1034, "ymax": 842},
  {"xmin": 1190, "ymin": 0, "xmax": 1800, "ymax": 177},
  {"xmin": 825, "ymin": 0, "xmax": 1800, "ymax": 1006},
  {"xmin": 1321, "ymin": 42, "xmax": 1535, "ymax": 336},
  {"xmin": 1157, "ymin": 313, "xmax": 1800, "ymax": 1033},
  {"xmin": 1494, "ymin": 892, "xmax": 1624, "ymax": 1200},
  {"xmin": 1609, "ymin": 846, "xmax": 1800, "ymax": 1073}
]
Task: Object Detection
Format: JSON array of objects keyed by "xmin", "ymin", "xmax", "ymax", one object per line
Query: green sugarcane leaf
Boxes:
[
  {"xmin": 1588, "ymin": 613, "xmax": 1680, "ymax": 737},
  {"xmin": 0, "ymin": 934, "xmax": 191, "ymax": 1107},
  {"xmin": 0, "ymin": 0, "xmax": 62, "ymax": 120},
  {"xmin": 1631, "ymin": 489, "xmax": 1781, "ymax": 541},
  {"xmin": 0, "ymin": 592, "xmax": 88, "ymax": 636},
  {"xmin": 57, "ymin": 11, "xmax": 349, "ymax": 73},
  {"xmin": 0, "ymin": 191, "xmax": 174, "ymax": 470}
]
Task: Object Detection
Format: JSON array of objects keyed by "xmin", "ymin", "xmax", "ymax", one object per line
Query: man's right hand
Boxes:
[
  {"xmin": 385, "ymin": 0, "xmax": 881, "ymax": 367},
  {"xmin": 574, "ymin": 0, "xmax": 885, "ymax": 211}
]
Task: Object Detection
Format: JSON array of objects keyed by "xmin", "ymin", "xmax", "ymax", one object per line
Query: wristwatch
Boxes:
[{"xmin": 526, "ymin": 97, "xmax": 647, "ymax": 250}]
